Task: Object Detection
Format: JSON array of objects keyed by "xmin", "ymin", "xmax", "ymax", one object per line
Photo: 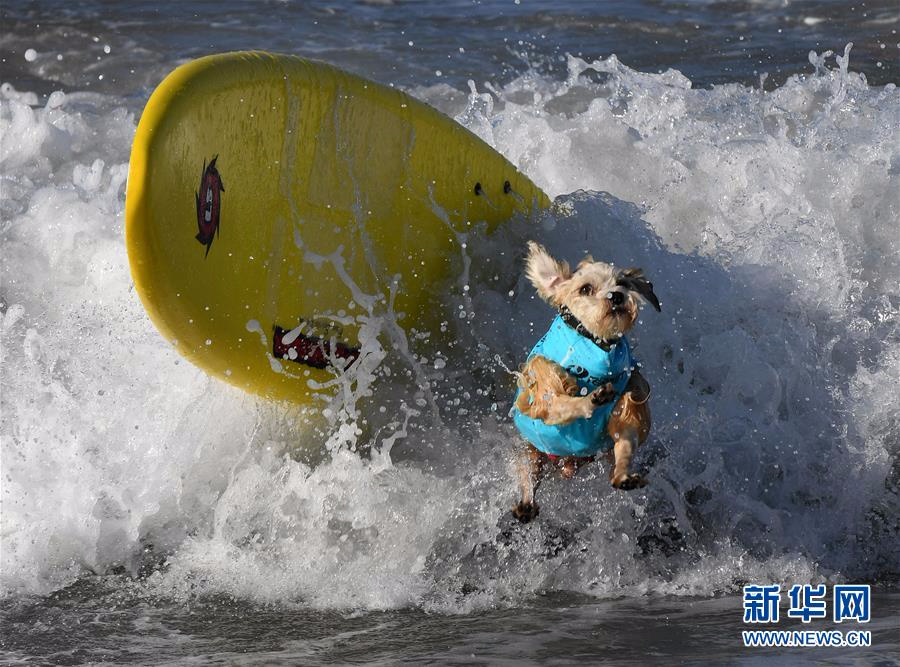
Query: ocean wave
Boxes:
[{"xmin": 1, "ymin": 50, "xmax": 897, "ymax": 609}]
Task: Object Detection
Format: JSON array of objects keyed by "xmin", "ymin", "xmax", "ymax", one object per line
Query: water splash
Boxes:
[{"xmin": 2, "ymin": 50, "xmax": 897, "ymax": 608}]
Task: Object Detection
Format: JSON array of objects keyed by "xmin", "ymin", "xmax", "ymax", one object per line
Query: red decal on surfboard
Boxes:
[
  {"xmin": 195, "ymin": 156, "xmax": 224, "ymax": 257},
  {"xmin": 273, "ymin": 325, "xmax": 360, "ymax": 370}
]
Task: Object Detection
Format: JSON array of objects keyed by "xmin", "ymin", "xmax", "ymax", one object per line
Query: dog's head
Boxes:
[{"xmin": 525, "ymin": 241, "xmax": 661, "ymax": 339}]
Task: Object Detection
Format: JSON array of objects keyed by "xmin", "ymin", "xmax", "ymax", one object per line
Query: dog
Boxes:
[{"xmin": 510, "ymin": 241, "xmax": 660, "ymax": 522}]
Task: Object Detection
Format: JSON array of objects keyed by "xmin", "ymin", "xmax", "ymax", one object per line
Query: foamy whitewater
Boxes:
[{"xmin": 2, "ymin": 42, "xmax": 898, "ymax": 625}]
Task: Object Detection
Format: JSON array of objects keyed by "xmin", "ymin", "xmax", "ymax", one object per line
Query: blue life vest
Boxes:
[{"xmin": 512, "ymin": 314, "xmax": 636, "ymax": 456}]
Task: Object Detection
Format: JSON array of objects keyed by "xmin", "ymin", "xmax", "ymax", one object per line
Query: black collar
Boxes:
[{"xmin": 558, "ymin": 305, "xmax": 621, "ymax": 352}]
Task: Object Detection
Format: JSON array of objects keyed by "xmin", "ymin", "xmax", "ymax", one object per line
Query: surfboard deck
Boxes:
[{"xmin": 126, "ymin": 51, "xmax": 550, "ymax": 403}]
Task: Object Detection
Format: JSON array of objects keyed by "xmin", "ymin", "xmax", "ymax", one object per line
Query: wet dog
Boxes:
[{"xmin": 510, "ymin": 241, "xmax": 660, "ymax": 522}]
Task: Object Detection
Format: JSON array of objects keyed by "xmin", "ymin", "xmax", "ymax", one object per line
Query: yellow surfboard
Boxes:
[{"xmin": 126, "ymin": 51, "xmax": 550, "ymax": 403}]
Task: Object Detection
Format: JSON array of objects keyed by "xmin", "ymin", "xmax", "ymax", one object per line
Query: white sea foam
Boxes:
[{"xmin": 1, "ymin": 50, "xmax": 897, "ymax": 609}]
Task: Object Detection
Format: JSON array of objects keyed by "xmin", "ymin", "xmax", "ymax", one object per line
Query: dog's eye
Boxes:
[{"xmin": 579, "ymin": 284, "xmax": 594, "ymax": 296}]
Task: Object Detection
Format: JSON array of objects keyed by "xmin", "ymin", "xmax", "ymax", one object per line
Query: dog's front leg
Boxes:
[
  {"xmin": 512, "ymin": 444, "xmax": 544, "ymax": 522},
  {"xmin": 539, "ymin": 383, "xmax": 616, "ymax": 426},
  {"xmin": 608, "ymin": 432, "xmax": 647, "ymax": 490},
  {"xmin": 606, "ymin": 373, "xmax": 651, "ymax": 490}
]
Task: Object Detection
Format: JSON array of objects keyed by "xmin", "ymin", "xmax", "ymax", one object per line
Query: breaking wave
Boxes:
[{"xmin": 2, "ymin": 47, "xmax": 897, "ymax": 610}]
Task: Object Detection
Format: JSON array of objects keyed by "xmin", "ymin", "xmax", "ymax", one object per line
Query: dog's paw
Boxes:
[
  {"xmin": 611, "ymin": 473, "xmax": 648, "ymax": 490},
  {"xmin": 590, "ymin": 382, "xmax": 616, "ymax": 406},
  {"xmin": 512, "ymin": 502, "xmax": 540, "ymax": 523}
]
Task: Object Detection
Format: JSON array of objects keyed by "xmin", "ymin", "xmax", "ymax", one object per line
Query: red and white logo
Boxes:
[{"xmin": 195, "ymin": 156, "xmax": 224, "ymax": 257}]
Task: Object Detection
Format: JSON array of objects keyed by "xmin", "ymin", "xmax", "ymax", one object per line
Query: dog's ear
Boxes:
[
  {"xmin": 526, "ymin": 241, "xmax": 571, "ymax": 303},
  {"xmin": 616, "ymin": 267, "xmax": 661, "ymax": 311}
]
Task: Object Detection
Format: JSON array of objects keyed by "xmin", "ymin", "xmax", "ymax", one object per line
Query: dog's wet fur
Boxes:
[{"xmin": 512, "ymin": 242, "xmax": 660, "ymax": 522}]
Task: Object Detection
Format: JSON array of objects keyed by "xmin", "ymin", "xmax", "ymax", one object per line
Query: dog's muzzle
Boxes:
[{"xmin": 607, "ymin": 290, "xmax": 626, "ymax": 312}]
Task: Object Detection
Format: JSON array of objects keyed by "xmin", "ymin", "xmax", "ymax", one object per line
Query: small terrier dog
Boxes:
[{"xmin": 510, "ymin": 241, "xmax": 661, "ymax": 522}]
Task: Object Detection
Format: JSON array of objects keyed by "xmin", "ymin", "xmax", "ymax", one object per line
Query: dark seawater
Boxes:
[
  {"xmin": 1, "ymin": 0, "xmax": 898, "ymax": 99},
  {"xmin": 2, "ymin": 1, "xmax": 898, "ymax": 665},
  {"xmin": 3, "ymin": 580, "xmax": 899, "ymax": 665}
]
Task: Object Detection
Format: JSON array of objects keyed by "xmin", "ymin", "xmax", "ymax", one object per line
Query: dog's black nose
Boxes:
[{"xmin": 607, "ymin": 291, "xmax": 625, "ymax": 307}]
